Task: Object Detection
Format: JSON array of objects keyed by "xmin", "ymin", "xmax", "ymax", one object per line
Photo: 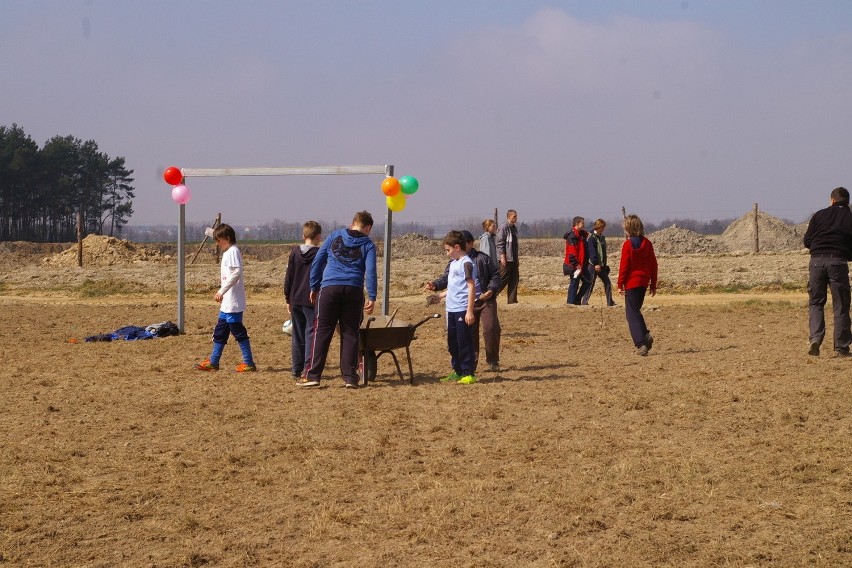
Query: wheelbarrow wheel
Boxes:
[{"xmin": 361, "ymin": 350, "xmax": 378, "ymax": 384}]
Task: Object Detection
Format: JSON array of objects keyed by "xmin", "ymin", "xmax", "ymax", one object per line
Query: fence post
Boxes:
[
  {"xmin": 753, "ymin": 203, "xmax": 759, "ymax": 253},
  {"xmin": 77, "ymin": 211, "xmax": 83, "ymax": 267}
]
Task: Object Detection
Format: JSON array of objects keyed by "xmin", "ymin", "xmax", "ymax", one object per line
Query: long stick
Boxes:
[
  {"xmin": 385, "ymin": 307, "xmax": 400, "ymax": 327},
  {"xmin": 190, "ymin": 213, "xmax": 221, "ymax": 265}
]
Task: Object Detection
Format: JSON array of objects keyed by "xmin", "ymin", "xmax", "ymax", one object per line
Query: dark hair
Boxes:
[
  {"xmin": 572, "ymin": 216, "xmax": 584, "ymax": 227},
  {"xmin": 213, "ymin": 223, "xmax": 236, "ymax": 244},
  {"xmin": 443, "ymin": 230, "xmax": 466, "ymax": 249},
  {"xmin": 352, "ymin": 210, "xmax": 374, "ymax": 228},
  {"xmin": 831, "ymin": 187, "xmax": 849, "ymax": 207}
]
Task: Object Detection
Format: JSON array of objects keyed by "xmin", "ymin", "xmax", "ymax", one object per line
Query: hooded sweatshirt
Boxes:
[
  {"xmin": 283, "ymin": 243, "xmax": 318, "ymax": 306},
  {"xmin": 310, "ymin": 228, "xmax": 377, "ymax": 300},
  {"xmin": 617, "ymin": 236, "xmax": 658, "ymax": 292},
  {"xmin": 563, "ymin": 227, "xmax": 588, "ymax": 269}
]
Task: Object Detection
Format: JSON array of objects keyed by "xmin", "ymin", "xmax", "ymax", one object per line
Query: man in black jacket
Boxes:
[{"xmin": 803, "ymin": 186, "xmax": 852, "ymax": 357}]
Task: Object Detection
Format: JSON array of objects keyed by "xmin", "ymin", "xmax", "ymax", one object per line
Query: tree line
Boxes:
[{"xmin": 0, "ymin": 123, "xmax": 134, "ymax": 242}]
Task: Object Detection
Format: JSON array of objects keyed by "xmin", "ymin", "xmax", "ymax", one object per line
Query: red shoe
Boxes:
[
  {"xmin": 235, "ymin": 363, "xmax": 257, "ymax": 373},
  {"xmin": 195, "ymin": 359, "xmax": 219, "ymax": 371}
]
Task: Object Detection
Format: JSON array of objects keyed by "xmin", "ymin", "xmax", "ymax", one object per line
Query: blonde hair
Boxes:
[
  {"xmin": 622, "ymin": 214, "xmax": 645, "ymax": 237},
  {"xmin": 302, "ymin": 220, "xmax": 322, "ymax": 240},
  {"xmin": 482, "ymin": 219, "xmax": 495, "ymax": 231},
  {"xmin": 593, "ymin": 219, "xmax": 606, "ymax": 231}
]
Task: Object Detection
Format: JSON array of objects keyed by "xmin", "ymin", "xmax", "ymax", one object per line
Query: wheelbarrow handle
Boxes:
[
  {"xmin": 364, "ymin": 316, "xmax": 376, "ymax": 330},
  {"xmin": 411, "ymin": 313, "xmax": 442, "ymax": 330}
]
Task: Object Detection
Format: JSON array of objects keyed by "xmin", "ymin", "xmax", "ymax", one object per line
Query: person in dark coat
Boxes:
[
  {"xmin": 284, "ymin": 220, "xmax": 322, "ymax": 378},
  {"xmin": 581, "ymin": 219, "xmax": 617, "ymax": 307},
  {"xmin": 426, "ymin": 230, "xmax": 502, "ymax": 373},
  {"xmin": 803, "ymin": 186, "xmax": 852, "ymax": 357}
]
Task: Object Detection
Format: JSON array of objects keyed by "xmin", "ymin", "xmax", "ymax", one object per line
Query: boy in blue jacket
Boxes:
[{"xmin": 297, "ymin": 211, "xmax": 377, "ymax": 388}]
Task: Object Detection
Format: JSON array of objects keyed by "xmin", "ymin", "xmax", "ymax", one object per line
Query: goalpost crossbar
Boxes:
[
  {"xmin": 174, "ymin": 163, "xmax": 396, "ymax": 333},
  {"xmin": 182, "ymin": 165, "xmax": 389, "ymax": 177}
]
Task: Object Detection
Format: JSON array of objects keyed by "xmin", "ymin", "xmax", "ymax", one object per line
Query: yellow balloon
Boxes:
[{"xmin": 386, "ymin": 194, "xmax": 406, "ymax": 212}]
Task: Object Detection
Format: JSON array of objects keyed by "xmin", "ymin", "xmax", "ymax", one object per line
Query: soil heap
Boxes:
[
  {"xmin": 721, "ymin": 211, "xmax": 804, "ymax": 252},
  {"xmin": 0, "ymin": 241, "xmax": 68, "ymax": 265},
  {"xmin": 647, "ymin": 225, "xmax": 727, "ymax": 255},
  {"xmin": 43, "ymin": 235, "xmax": 168, "ymax": 266},
  {"xmin": 388, "ymin": 233, "xmax": 444, "ymax": 257}
]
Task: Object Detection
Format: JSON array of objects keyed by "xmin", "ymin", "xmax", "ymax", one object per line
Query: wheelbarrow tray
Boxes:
[
  {"xmin": 359, "ymin": 317, "xmax": 417, "ymax": 351},
  {"xmin": 359, "ymin": 314, "xmax": 440, "ymax": 385}
]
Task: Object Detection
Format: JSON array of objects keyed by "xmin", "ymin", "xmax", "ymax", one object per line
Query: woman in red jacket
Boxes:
[{"xmin": 617, "ymin": 214, "xmax": 658, "ymax": 356}]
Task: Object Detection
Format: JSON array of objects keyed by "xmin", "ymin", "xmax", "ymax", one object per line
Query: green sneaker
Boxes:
[
  {"xmin": 441, "ymin": 371, "xmax": 462, "ymax": 383},
  {"xmin": 458, "ymin": 375, "xmax": 477, "ymax": 385}
]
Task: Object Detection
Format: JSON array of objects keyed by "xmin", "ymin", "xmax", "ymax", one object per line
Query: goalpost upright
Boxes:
[{"xmin": 177, "ymin": 164, "xmax": 395, "ymax": 333}]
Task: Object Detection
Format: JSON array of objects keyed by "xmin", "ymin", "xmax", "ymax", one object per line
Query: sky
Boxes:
[{"xmin": 3, "ymin": 0, "xmax": 852, "ymax": 228}]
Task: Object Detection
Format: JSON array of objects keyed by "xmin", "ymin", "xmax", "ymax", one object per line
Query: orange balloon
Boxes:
[{"xmin": 381, "ymin": 177, "xmax": 401, "ymax": 197}]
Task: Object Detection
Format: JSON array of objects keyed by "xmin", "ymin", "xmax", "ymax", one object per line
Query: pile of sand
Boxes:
[
  {"xmin": 388, "ymin": 233, "xmax": 444, "ymax": 257},
  {"xmin": 648, "ymin": 225, "xmax": 727, "ymax": 255},
  {"xmin": 0, "ymin": 241, "xmax": 68, "ymax": 265},
  {"xmin": 721, "ymin": 211, "xmax": 804, "ymax": 252},
  {"xmin": 43, "ymin": 235, "xmax": 168, "ymax": 267}
]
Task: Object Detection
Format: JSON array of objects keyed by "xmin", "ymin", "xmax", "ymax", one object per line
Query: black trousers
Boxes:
[
  {"xmin": 305, "ymin": 285, "xmax": 363, "ymax": 382},
  {"xmin": 500, "ymin": 261, "xmax": 519, "ymax": 304}
]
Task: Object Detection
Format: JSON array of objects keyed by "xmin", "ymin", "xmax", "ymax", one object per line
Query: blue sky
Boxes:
[{"xmin": 3, "ymin": 1, "xmax": 852, "ymax": 227}]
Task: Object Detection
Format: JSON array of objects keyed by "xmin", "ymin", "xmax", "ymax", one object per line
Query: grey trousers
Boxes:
[{"xmin": 808, "ymin": 256, "xmax": 852, "ymax": 352}]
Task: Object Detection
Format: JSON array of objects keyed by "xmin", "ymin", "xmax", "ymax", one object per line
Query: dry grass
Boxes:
[{"xmin": 0, "ymin": 247, "xmax": 849, "ymax": 566}]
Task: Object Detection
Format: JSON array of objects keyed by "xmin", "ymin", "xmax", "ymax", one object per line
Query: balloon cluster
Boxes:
[
  {"xmin": 381, "ymin": 175, "xmax": 419, "ymax": 212},
  {"xmin": 163, "ymin": 166, "xmax": 191, "ymax": 205}
]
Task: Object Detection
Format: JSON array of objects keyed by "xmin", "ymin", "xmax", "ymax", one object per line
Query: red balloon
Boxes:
[{"xmin": 163, "ymin": 166, "xmax": 183, "ymax": 185}]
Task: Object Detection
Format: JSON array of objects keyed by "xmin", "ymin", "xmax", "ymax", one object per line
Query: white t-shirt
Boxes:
[
  {"xmin": 445, "ymin": 256, "xmax": 475, "ymax": 312},
  {"xmin": 218, "ymin": 245, "xmax": 246, "ymax": 313}
]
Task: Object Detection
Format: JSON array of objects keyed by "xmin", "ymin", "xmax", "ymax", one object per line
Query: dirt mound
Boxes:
[
  {"xmin": 388, "ymin": 233, "xmax": 444, "ymax": 257},
  {"xmin": 43, "ymin": 235, "xmax": 169, "ymax": 266},
  {"xmin": 0, "ymin": 241, "xmax": 69, "ymax": 265},
  {"xmin": 522, "ymin": 238, "xmax": 564, "ymax": 257},
  {"xmin": 721, "ymin": 211, "xmax": 804, "ymax": 252},
  {"xmin": 647, "ymin": 225, "xmax": 727, "ymax": 255}
]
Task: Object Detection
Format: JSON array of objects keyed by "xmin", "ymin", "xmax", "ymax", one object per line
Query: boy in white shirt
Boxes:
[
  {"xmin": 195, "ymin": 224, "xmax": 257, "ymax": 372},
  {"xmin": 441, "ymin": 230, "xmax": 478, "ymax": 385}
]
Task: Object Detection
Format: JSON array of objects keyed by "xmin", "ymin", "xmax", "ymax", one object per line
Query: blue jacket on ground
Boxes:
[{"xmin": 310, "ymin": 228, "xmax": 377, "ymax": 300}]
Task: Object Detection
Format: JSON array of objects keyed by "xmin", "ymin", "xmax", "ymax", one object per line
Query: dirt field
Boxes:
[{"xmin": 1, "ymin": 239, "xmax": 850, "ymax": 567}]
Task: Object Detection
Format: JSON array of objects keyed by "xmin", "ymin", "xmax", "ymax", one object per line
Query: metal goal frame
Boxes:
[{"xmin": 175, "ymin": 164, "xmax": 396, "ymax": 332}]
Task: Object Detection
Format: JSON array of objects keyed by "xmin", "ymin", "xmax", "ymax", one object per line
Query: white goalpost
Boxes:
[{"xmin": 175, "ymin": 164, "xmax": 396, "ymax": 332}]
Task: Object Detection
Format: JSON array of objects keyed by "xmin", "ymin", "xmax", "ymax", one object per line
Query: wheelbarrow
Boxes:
[{"xmin": 359, "ymin": 313, "xmax": 441, "ymax": 385}]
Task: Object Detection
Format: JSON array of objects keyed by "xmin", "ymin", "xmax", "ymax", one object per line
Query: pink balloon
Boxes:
[{"xmin": 171, "ymin": 184, "xmax": 191, "ymax": 205}]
